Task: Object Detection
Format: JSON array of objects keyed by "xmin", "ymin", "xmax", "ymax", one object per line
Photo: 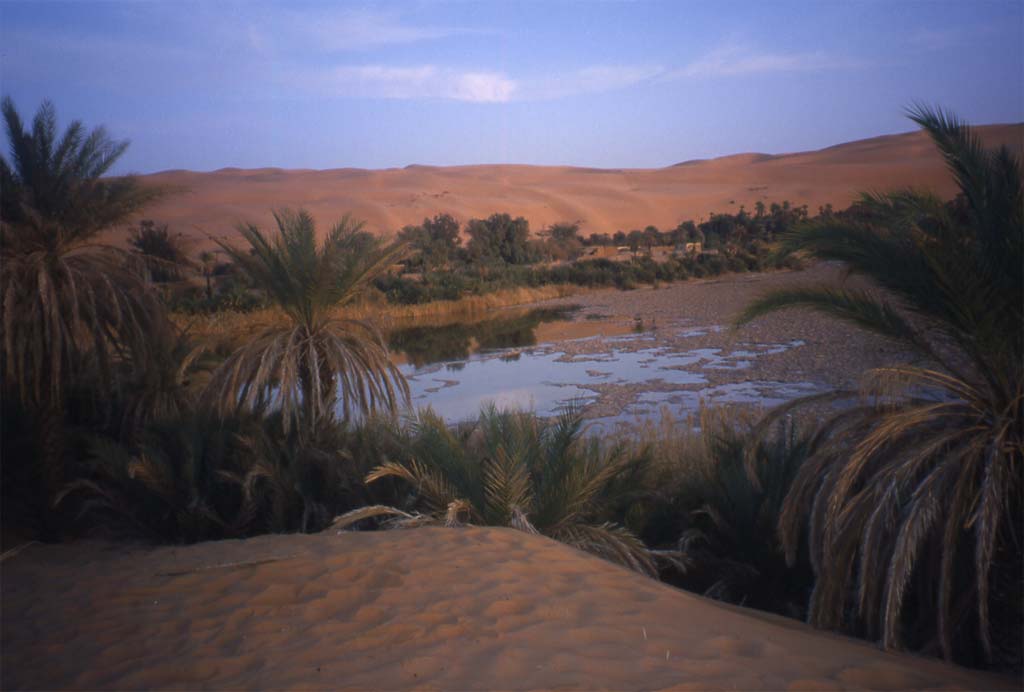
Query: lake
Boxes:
[{"xmin": 385, "ymin": 305, "xmax": 828, "ymax": 430}]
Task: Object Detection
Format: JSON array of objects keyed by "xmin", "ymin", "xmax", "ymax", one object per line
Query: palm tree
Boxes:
[
  {"xmin": 337, "ymin": 405, "xmax": 656, "ymax": 575},
  {"xmin": 203, "ymin": 209, "xmax": 409, "ymax": 434},
  {"xmin": 646, "ymin": 414, "xmax": 815, "ymax": 617},
  {"xmin": 57, "ymin": 414, "xmax": 250, "ymax": 543},
  {"xmin": 198, "ymin": 250, "xmax": 216, "ymax": 301},
  {"xmin": 0, "ymin": 97, "xmax": 167, "ymax": 519},
  {"xmin": 115, "ymin": 325, "xmax": 215, "ymax": 438},
  {"xmin": 735, "ymin": 106, "xmax": 1022, "ymax": 666},
  {"xmin": 128, "ymin": 220, "xmax": 193, "ymax": 283}
]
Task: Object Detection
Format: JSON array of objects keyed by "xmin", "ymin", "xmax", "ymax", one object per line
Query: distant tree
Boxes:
[
  {"xmin": 624, "ymin": 230, "xmax": 643, "ymax": 258},
  {"xmin": 129, "ymin": 220, "xmax": 191, "ymax": 282},
  {"xmin": 465, "ymin": 213, "xmax": 536, "ymax": 265},
  {"xmin": 612, "ymin": 230, "xmax": 628, "ymax": 246},
  {"xmin": 542, "ymin": 221, "xmax": 582, "ymax": 261},
  {"xmin": 548, "ymin": 221, "xmax": 580, "ymax": 244},
  {"xmin": 399, "ymin": 213, "xmax": 461, "ymax": 271},
  {"xmin": 198, "ymin": 250, "xmax": 217, "ymax": 301},
  {"xmin": 754, "ymin": 200, "xmax": 766, "ymax": 218},
  {"xmin": 700, "ymin": 213, "xmax": 739, "ymax": 247},
  {"xmin": 675, "ymin": 220, "xmax": 702, "ymax": 245},
  {"xmin": 643, "ymin": 225, "xmax": 661, "ymax": 250},
  {"xmin": 761, "ymin": 200, "xmax": 809, "ymax": 237}
]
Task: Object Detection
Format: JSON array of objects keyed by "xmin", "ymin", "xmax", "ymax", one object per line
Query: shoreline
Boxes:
[
  {"xmin": 388, "ymin": 263, "xmax": 910, "ymax": 428},
  {"xmin": 172, "ymin": 263, "xmax": 813, "ymax": 344},
  {"xmin": 174, "ymin": 284, "xmax": 584, "ymax": 343}
]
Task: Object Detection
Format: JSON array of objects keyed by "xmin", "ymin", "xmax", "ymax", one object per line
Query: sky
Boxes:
[{"xmin": 1, "ymin": 0, "xmax": 1022, "ymax": 173}]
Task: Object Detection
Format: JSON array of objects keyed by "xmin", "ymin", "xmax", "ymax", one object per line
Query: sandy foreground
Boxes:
[
  {"xmin": 132, "ymin": 124, "xmax": 1023, "ymax": 248},
  {"xmin": 2, "ymin": 527, "xmax": 1016, "ymax": 691}
]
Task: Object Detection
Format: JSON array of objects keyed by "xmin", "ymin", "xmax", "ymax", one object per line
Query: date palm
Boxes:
[
  {"xmin": 203, "ymin": 209, "xmax": 408, "ymax": 434},
  {"xmin": 0, "ymin": 98, "xmax": 166, "ymax": 519},
  {"xmin": 735, "ymin": 106, "xmax": 1022, "ymax": 665},
  {"xmin": 338, "ymin": 405, "xmax": 655, "ymax": 575},
  {"xmin": 659, "ymin": 416, "xmax": 815, "ymax": 617}
]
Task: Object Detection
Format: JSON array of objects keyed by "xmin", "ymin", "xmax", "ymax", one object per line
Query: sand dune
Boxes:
[
  {"xmin": 133, "ymin": 124, "xmax": 1023, "ymax": 248},
  {"xmin": 1, "ymin": 527, "xmax": 1016, "ymax": 690}
]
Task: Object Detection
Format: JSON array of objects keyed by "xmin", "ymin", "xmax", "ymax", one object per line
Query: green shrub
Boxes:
[
  {"xmin": 641, "ymin": 415, "xmax": 814, "ymax": 617},
  {"xmin": 339, "ymin": 405, "xmax": 656, "ymax": 575},
  {"xmin": 56, "ymin": 412, "xmax": 401, "ymax": 542}
]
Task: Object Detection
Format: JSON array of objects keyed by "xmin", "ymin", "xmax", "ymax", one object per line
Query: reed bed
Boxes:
[{"xmin": 175, "ymin": 284, "xmax": 580, "ymax": 343}]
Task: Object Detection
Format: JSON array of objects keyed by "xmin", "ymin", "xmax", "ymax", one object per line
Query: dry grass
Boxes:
[
  {"xmin": 175, "ymin": 284, "xmax": 580, "ymax": 344},
  {"xmin": 611, "ymin": 406, "xmax": 762, "ymax": 472}
]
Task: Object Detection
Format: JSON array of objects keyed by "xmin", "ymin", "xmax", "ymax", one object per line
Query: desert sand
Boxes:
[
  {"xmin": 133, "ymin": 124, "xmax": 1023, "ymax": 248},
  {"xmin": 2, "ymin": 527, "xmax": 1016, "ymax": 690}
]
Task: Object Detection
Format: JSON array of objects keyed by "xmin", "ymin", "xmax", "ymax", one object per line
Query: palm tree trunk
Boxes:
[
  {"xmin": 36, "ymin": 400, "xmax": 65, "ymax": 540},
  {"xmin": 298, "ymin": 366, "xmax": 317, "ymax": 436}
]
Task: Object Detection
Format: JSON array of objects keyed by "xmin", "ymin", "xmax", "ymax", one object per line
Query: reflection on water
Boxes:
[
  {"xmin": 387, "ymin": 306, "xmax": 582, "ymax": 367},
  {"xmin": 403, "ymin": 351, "xmax": 598, "ymax": 423},
  {"xmin": 376, "ymin": 307, "xmax": 828, "ymax": 428},
  {"xmin": 395, "ymin": 321, "xmax": 821, "ymax": 427},
  {"xmin": 402, "ymin": 343, "xmax": 711, "ymax": 423}
]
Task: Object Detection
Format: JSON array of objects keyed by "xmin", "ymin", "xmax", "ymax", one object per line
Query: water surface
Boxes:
[{"xmin": 389, "ymin": 308, "xmax": 826, "ymax": 427}]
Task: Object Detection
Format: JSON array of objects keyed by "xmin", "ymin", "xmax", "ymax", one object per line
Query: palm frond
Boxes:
[
  {"xmin": 353, "ymin": 406, "xmax": 655, "ymax": 574},
  {"xmin": 554, "ymin": 522, "xmax": 656, "ymax": 576},
  {"xmin": 331, "ymin": 505, "xmax": 419, "ymax": 530},
  {"xmin": 205, "ymin": 209, "xmax": 409, "ymax": 433},
  {"xmin": 735, "ymin": 286, "xmax": 928, "ymax": 356},
  {"xmin": 737, "ymin": 106, "xmax": 1023, "ymax": 667},
  {"xmin": 365, "ymin": 459, "xmax": 466, "ymax": 516}
]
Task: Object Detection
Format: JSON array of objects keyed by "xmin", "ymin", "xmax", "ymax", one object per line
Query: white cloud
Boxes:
[
  {"xmin": 282, "ymin": 9, "xmax": 482, "ymax": 52},
  {"xmin": 288, "ymin": 40, "xmax": 857, "ymax": 104},
  {"xmin": 450, "ymin": 72, "xmax": 518, "ymax": 103},
  {"xmin": 291, "ymin": 62, "xmax": 660, "ymax": 103},
  {"xmin": 526, "ymin": 65, "xmax": 663, "ymax": 99},
  {"xmin": 678, "ymin": 43, "xmax": 856, "ymax": 78},
  {"xmin": 292, "ymin": 65, "xmax": 517, "ymax": 103}
]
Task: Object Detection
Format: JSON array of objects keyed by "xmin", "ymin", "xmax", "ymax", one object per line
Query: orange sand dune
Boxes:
[
  {"xmin": 134, "ymin": 124, "xmax": 1023, "ymax": 248},
  {"xmin": 2, "ymin": 527, "xmax": 1016, "ymax": 690}
]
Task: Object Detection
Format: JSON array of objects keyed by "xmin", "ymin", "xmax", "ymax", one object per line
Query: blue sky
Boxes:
[{"xmin": 2, "ymin": 1, "xmax": 1021, "ymax": 173}]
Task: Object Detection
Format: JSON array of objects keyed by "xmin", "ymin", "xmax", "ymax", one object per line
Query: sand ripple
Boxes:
[{"xmin": 2, "ymin": 527, "xmax": 1015, "ymax": 690}]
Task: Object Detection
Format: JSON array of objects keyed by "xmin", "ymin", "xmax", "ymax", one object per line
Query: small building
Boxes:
[
  {"xmin": 579, "ymin": 246, "xmax": 621, "ymax": 260},
  {"xmin": 576, "ymin": 246, "xmax": 633, "ymax": 263}
]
